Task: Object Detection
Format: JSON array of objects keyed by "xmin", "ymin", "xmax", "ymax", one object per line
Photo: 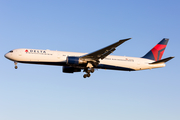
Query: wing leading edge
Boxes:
[{"xmin": 80, "ymin": 38, "xmax": 131, "ymax": 61}]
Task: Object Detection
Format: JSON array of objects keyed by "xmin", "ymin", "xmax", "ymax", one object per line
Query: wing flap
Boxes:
[{"xmin": 100, "ymin": 47, "xmax": 116, "ymax": 60}]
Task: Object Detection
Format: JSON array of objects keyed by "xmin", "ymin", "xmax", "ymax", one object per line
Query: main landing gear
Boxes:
[
  {"xmin": 83, "ymin": 62, "xmax": 95, "ymax": 78},
  {"xmin": 14, "ymin": 62, "xmax": 18, "ymax": 69},
  {"xmin": 83, "ymin": 68, "xmax": 94, "ymax": 78}
]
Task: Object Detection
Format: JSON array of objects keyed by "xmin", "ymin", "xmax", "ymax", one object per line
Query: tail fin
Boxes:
[{"xmin": 142, "ymin": 38, "xmax": 169, "ymax": 61}]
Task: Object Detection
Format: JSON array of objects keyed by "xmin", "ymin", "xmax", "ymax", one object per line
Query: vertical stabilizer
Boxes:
[{"xmin": 142, "ymin": 38, "xmax": 169, "ymax": 61}]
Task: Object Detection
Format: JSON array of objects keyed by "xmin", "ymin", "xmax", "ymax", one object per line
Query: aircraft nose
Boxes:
[
  {"xmin": 4, "ymin": 53, "xmax": 12, "ymax": 59},
  {"xmin": 4, "ymin": 53, "xmax": 9, "ymax": 58}
]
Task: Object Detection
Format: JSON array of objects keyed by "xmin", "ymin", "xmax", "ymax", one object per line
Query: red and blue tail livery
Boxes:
[{"xmin": 142, "ymin": 38, "xmax": 169, "ymax": 61}]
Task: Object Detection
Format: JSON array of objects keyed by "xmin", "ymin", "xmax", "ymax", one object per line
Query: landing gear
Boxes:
[
  {"xmin": 83, "ymin": 73, "xmax": 91, "ymax": 78},
  {"xmin": 90, "ymin": 68, "xmax": 94, "ymax": 73},
  {"xmin": 83, "ymin": 67, "xmax": 94, "ymax": 78},
  {"xmin": 14, "ymin": 62, "xmax": 18, "ymax": 69},
  {"xmin": 83, "ymin": 62, "xmax": 96, "ymax": 78},
  {"xmin": 15, "ymin": 66, "xmax": 18, "ymax": 69}
]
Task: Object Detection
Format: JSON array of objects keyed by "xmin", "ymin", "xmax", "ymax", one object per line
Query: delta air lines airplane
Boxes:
[{"xmin": 5, "ymin": 38, "xmax": 174, "ymax": 78}]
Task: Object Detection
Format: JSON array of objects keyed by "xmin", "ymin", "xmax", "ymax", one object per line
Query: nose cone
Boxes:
[
  {"xmin": 4, "ymin": 53, "xmax": 12, "ymax": 60},
  {"xmin": 4, "ymin": 53, "xmax": 8, "ymax": 58}
]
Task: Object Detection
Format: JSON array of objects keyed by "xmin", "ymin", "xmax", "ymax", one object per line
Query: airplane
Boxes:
[{"xmin": 4, "ymin": 38, "xmax": 174, "ymax": 78}]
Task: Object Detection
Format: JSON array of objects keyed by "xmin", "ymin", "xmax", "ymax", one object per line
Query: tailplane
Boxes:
[
  {"xmin": 149, "ymin": 56, "xmax": 174, "ymax": 64},
  {"xmin": 142, "ymin": 38, "xmax": 169, "ymax": 61}
]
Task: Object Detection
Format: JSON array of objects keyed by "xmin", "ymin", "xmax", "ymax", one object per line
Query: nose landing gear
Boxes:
[{"xmin": 14, "ymin": 62, "xmax": 18, "ymax": 69}]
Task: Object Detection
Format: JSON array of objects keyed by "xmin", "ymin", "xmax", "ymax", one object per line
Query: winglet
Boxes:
[{"xmin": 120, "ymin": 38, "xmax": 132, "ymax": 42}]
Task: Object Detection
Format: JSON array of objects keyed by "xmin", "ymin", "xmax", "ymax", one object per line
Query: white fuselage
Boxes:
[{"xmin": 5, "ymin": 48, "xmax": 166, "ymax": 71}]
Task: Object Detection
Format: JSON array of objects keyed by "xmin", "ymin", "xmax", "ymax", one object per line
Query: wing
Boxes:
[{"xmin": 80, "ymin": 38, "xmax": 131, "ymax": 61}]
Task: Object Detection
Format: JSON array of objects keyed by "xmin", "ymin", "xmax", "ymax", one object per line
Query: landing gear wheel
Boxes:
[
  {"xmin": 14, "ymin": 62, "xmax": 18, "ymax": 69},
  {"xmin": 15, "ymin": 66, "xmax": 18, "ymax": 69},
  {"xmin": 87, "ymin": 73, "xmax": 91, "ymax": 77},
  {"xmin": 83, "ymin": 74, "xmax": 87, "ymax": 78},
  {"xmin": 83, "ymin": 73, "xmax": 91, "ymax": 78},
  {"xmin": 90, "ymin": 68, "xmax": 94, "ymax": 73},
  {"xmin": 83, "ymin": 67, "xmax": 95, "ymax": 78},
  {"xmin": 87, "ymin": 70, "xmax": 91, "ymax": 73}
]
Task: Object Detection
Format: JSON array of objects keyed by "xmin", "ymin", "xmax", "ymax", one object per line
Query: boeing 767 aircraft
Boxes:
[{"xmin": 5, "ymin": 38, "xmax": 174, "ymax": 78}]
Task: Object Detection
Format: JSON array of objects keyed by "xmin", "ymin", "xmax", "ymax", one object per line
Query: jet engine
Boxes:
[
  {"xmin": 66, "ymin": 56, "xmax": 86, "ymax": 65},
  {"xmin": 63, "ymin": 66, "xmax": 81, "ymax": 73}
]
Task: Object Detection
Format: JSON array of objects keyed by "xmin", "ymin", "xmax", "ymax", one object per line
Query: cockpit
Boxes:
[{"xmin": 5, "ymin": 50, "xmax": 14, "ymax": 60}]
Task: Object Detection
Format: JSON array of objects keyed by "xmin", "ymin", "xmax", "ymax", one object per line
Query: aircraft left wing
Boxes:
[{"xmin": 80, "ymin": 38, "xmax": 131, "ymax": 61}]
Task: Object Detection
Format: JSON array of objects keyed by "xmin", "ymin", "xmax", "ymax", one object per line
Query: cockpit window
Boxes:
[{"xmin": 9, "ymin": 50, "xmax": 13, "ymax": 53}]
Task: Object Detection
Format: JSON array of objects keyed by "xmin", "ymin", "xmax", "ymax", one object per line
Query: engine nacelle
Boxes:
[
  {"xmin": 63, "ymin": 66, "xmax": 81, "ymax": 73},
  {"xmin": 66, "ymin": 56, "xmax": 86, "ymax": 65}
]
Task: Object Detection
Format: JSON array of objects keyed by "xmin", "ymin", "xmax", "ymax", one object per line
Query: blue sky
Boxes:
[{"xmin": 1, "ymin": 0, "xmax": 179, "ymax": 120}]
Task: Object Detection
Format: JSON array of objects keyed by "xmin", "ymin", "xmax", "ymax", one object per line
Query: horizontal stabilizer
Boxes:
[{"xmin": 149, "ymin": 56, "xmax": 174, "ymax": 64}]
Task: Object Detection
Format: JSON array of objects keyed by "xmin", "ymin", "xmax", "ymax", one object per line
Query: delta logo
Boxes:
[{"xmin": 25, "ymin": 49, "xmax": 46, "ymax": 54}]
